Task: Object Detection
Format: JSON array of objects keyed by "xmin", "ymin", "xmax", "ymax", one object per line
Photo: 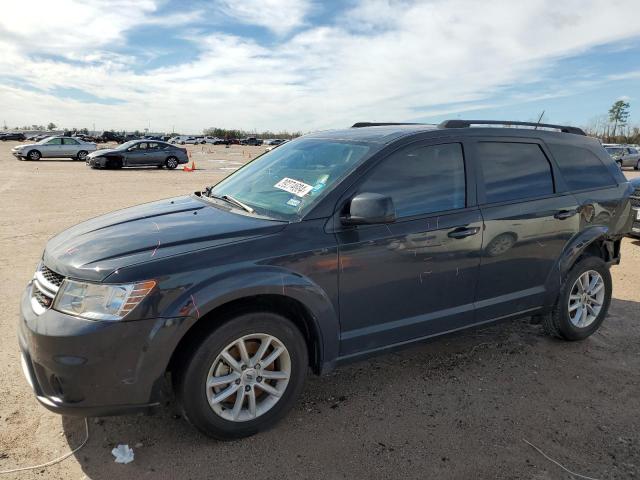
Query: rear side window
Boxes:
[
  {"xmin": 548, "ymin": 144, "xmax": 617, "ymax": 191},
  {"xmin": 478, "ymin": 142, "xmax": 553, "ymax": 203},
  {"xmin": 358, "ymin": 143, "xmax": 466, "ymax": 218}
]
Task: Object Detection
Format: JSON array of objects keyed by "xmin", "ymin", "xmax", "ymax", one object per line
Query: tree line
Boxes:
[
  {"xmin": 584, "ymin": 100, "xmax": 638, "ymax": 144},
  {"xmin": 202, "ymin": 127, "xmax": 302, "ymax": 140}
]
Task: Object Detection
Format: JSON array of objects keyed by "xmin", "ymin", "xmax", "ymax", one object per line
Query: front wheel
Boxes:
[
  {"xmin": 27, "ymin": 150, "xmax": 41, "ymax": 161},
  {"xmin": 175, "ymin": 312, "xmax": 308, "ymax": 439},
  {"xmin": 543, "ymin": 256, "xmax": 612, "ymax": 340}
]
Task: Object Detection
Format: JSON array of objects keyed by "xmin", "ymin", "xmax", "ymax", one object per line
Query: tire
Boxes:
[
  {"xmin": 76, "ymin": 150, "xmax": 88, "ymax": 161},
  {"xmin": 635, "ymin": 160, "xmax": 640, "ymax": 171},
  {"xmin": 165, "ymin": 156, "xmax": 179, "ymax": 169},
  {"xmin": 27, "ymin": 150, "xmax": 41, "ymax": 161},
  {"xmin": 543, "ymin": 256, "xmax": 612, "ymax": 341},
  {"xmin": 175, "ymin": 312, "xmax": 308, "ymax": 440},
  {"xmin": 616, "ymin": 160, "xmax": 623, "ymax": 169}
]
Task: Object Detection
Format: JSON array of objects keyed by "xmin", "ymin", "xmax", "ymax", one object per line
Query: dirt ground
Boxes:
[{"xmin": 0, "ymin": 140, "xmax": 639, "ymax": 479}]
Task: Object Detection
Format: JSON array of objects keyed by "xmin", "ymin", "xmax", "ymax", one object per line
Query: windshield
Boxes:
[
  {"xmin": 118, "ymin": 140, "xmax": 139, "ymax": 150},
  {"xmin": 207, "ymin": 138, "xmax": 373, "ymax": 220}
]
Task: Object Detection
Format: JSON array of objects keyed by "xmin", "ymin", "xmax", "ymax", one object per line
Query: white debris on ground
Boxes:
[{"xmin": 111, "ymin": 444, "xmax": 134, "ymax": 464}]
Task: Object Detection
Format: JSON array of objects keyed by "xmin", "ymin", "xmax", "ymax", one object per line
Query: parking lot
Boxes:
[{"xmin": 1, "ymin": 141, "xmax": 639, "ymax": 479}]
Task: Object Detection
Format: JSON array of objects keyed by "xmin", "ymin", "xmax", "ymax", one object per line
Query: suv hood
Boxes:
[{"xmin": 43, "ymin": 195, "xmax": 286, "ymax": 282}]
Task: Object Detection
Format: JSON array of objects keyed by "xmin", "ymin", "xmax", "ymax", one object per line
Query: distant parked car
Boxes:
[
  {"xmin": 628, "ymin": 177, "xmax": 640, "ymax": 238},
  {"xmin": 604, "ymin": 145, "xmax": 640, "ymax": 169},
  {"xmin": 169, "ymin": 135, "xmax": 200, "ymax": 144},
  {"xmin": 86, "ymin": 140, "xmax": 189, "ymax": 169},
  {"xmin": 12, "ymin": 136, "xmax": 97, "ymax": 161},
  {"xmin": 264, "ymin": 139, "xmax": 289, "ymax": 152},
  {"xmin": 99, "ymin": 131, "xmax": 125, "ymax": 143},
  {"xmin": 1, "ymin": 132, "xmax": 26, "ymax": 141},
  {"xmin": 241, "ymin": 137, "xmax": 263, "ymax": 146},
  {"xmin": 268, "ymin": 139, "xmax": 286, "ymax": 145}
]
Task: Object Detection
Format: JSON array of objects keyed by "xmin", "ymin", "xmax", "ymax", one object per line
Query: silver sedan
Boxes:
[
  {"xmin": 12, "ymin": 136, "xmax": 97, "ymax": 161},
  {"xmin": 86, "ymin": 140, "xmax": 189, "ymax": 169}
]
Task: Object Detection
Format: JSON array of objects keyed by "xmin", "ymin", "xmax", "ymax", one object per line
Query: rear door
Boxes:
[
  {"xmin": 471, "ymin": 138, "xmax": 580, "ymax": 321},
  {"xmin": 61, "ymin": 137, "xmax": 80, "ymax": 156},
  {"xmin": 145, "ymin": 142, "xmax": 164, "ymax": 164},
  {"xmin": 336, "ymin": 140, "xmax": 483, "ymax": 357}
]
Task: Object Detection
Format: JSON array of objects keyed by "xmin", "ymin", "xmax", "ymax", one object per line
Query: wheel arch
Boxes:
[
  {"xmin": 164, "ymin": 269, "xmax": 340, "ymax": 377},
  {"xmin": 544, "ymin": 226, "xmax": 620, "ymax": 307}
]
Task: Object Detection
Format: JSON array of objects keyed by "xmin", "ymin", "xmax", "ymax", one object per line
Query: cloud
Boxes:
[
  {"xmin": 1, "ymin": 0, "xmax": 640, "ymax": 132},
  {"xmin": 216, "ymin": 0, "xmax": 313, "ymax": 36}
]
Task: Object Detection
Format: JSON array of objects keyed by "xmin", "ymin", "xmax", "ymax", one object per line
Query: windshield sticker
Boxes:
[
  {"xmin": 274, "ymin": 177, "xmax": 313, "ymax": 197},
  {"xmin": 286, "ymin": 197, "xmax": 302, "ymax": 207}
]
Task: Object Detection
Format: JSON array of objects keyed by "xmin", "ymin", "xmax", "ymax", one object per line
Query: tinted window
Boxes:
[
  {"xmin": 478, "ymin": 142, "xmax": 553, "ymax": 203},
  {"xmin": 548, "ymin": 144, "xmax": 616, "ymax": 190},
  {"xmin": 358, "ymin": 143, "xmax": 466, "ymax": 218}
]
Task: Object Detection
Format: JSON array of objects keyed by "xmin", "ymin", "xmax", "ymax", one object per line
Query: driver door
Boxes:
[
  {"xmin": 42, "ymin": 137, "xmax": 63, "ymax": 158},
  {"xmin": 336, "ymin": 141, "xmax": 483, "ymax": 357},
  {"xmin": 125, "ymin": 142, "xmax": 148, "ymax": 166}
]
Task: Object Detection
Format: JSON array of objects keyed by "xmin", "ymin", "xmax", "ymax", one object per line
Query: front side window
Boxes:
[
  {"xmin": 478, "ymin": 142, "xmax": 554, "ymax": 203},
  {"xmin": 209, "ymin": 138, "xmax": 373, "ymax": 220},
  {"xmin": 357, "ymin": 143, "xmax": 466, "ymax": 218}
]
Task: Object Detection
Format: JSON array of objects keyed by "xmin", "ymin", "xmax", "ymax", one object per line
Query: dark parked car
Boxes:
[
  {"xmin": 0, "ymin": 132, "xmax": 26, "ymax": 141},
  {"xmin": 627, "ymin": 177, "xmax": 640, "ymax": 237},
  {"xmin": 85, "ymin": 140, "xmax": 189, "ymax": 169},
  {"xmin": 19, "ymin": 120, "xmax": 633, "ymax": 439},
  {"xmin": 241, "ymin": 137, "xmax": 263, "ymax": 146},
  {"xmin": 99, "ymin": 131, "xmax": 125, "ymax": 143}
]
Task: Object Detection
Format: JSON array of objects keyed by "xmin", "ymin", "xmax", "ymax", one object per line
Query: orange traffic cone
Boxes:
[{"xmin": 183, "ymin": 161, "xmax": 196, "ymax": 172}]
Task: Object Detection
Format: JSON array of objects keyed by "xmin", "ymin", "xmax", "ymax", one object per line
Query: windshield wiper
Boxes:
[{"xmin": 208, "ymin": 193, "xmax": 255, "ymax": 214}]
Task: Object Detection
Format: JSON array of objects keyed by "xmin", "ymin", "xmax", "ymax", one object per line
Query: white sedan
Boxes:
[{"xmin": 12, "ymin": 136, "xmax": 97, "ymax": 161}]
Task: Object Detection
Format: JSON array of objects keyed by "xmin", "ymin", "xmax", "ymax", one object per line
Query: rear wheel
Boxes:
[
  {"xmin": 27, "ymin": 150, "xmax": 41, "ymax": 161},
  {"xmin": 175, "ymin": 312, "xmax": 308, "ymax": 439},
  {"xmin": 165, "ymin": 156, "xmax": 179, "ymax": 169},
  {"xmin": 543, "ymin": 256, "xmax": 611, "ymax": 340},
  {"xmin": 76, "ymin": 150, "xmax": 88, "ymax": 161}
]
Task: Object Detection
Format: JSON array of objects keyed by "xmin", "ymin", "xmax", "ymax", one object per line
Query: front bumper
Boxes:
[
  {"xmin": 12, "ymin": 151, "xmax": 24, "ymax": 158},
  {"xmin": 18, "ymin": 282, "xmax": 179, "ymax": 416}
]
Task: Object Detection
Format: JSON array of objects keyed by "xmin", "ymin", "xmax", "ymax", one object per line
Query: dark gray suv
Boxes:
[{"xmin": 18, "ymin": 120, "xmax": 634, "ymax": 439}]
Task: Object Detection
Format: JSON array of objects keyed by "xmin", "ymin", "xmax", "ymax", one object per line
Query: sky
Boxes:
[{"xmin": 1, "ymin": 0, "xmax": 640, "ymax": 134}]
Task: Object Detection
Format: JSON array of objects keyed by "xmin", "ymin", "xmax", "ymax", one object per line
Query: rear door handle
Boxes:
[
  {"xmin": 554, "ymin": 209, "xmax": 577, "ymax": 220},
  {"xmin": 448, "ymin": 227, "xmax": 480, "ymax": 239}
]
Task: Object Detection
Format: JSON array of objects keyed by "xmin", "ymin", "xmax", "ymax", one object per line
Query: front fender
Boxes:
[{"xmin": 164, "ymin": 266, "xmax": 340, "ymax": 371}]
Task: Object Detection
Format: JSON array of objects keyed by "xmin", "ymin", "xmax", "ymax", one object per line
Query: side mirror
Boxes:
[{"xmin": 341, "ymin": 192, "xmax": 396, "ymax": 225}]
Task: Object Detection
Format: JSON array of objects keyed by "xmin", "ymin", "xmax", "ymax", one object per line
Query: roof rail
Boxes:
[
  {"xmin": 351, "ymin": 122, "xmax": 425, "ymax": 128},
  {"xmin": 438, "ymin": 119, "xmax": 586, "ymax": 136}
]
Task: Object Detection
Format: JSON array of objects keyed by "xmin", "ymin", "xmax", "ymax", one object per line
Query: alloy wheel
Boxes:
[
  {"xmin": 206, "ymin": 333, "xmax": 291, "ymax": 422},
  {"xmin": 568, "ymin": 270, "xmax": 605, "ymax": 328}
]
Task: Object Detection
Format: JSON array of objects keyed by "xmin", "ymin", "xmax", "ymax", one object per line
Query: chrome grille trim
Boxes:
[{"xmin": 31, "ymin": 264, "xmax": 64, "ymax": 315}]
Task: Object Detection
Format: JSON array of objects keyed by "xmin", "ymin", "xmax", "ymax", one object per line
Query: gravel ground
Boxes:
[{"xmin": 0, "ymin": 141, "xmax": 639, "ymax": 479}]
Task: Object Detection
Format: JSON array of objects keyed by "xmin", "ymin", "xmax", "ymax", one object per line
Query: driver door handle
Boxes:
[
  {"xmin": 448, "ymin": 226, "xmax": 480, "ymax": 239},
  {"xmin": 554, "ymin": 209, "xmax": 577, "ymax": 220}
]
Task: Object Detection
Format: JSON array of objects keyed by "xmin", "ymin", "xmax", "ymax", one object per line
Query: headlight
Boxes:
[{"xmin": 53, "ymin": 279, "xmax": 156, "ymax": 321}]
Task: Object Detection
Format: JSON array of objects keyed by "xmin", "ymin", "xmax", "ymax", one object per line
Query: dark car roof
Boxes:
[{"xmin": 303, "ymin": 122, "xmax": 597, "ymax": 147}]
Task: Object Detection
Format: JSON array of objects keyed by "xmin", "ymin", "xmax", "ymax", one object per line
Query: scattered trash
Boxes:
[{"xmin": 111, "ymin": 444, "xmax": 134, "ymax": 464}]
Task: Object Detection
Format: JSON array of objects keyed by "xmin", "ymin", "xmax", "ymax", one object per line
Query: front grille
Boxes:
[
  {"xmin": 40, "ymin": 265, "xmax": 64, "ymax": 287},
  {"xmin": 31, "ymin": 264, "xmax": 65, "ymax": 315}
]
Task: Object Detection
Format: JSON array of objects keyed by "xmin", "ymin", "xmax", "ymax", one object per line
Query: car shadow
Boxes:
[{"xmin": 61, "ymin": 297, "xmax": 640, "ymax": 479}]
